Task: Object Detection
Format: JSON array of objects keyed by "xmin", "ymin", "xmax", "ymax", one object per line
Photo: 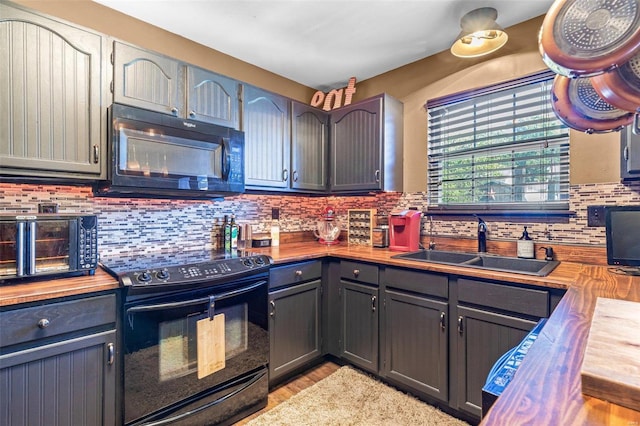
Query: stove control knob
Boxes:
[
  {"xmin": 156, "ymin": 270, "xmax": 169, "ymax": 280},
  {"xmin": 138, "ymin": 271, "xmax": 152, "ymax": 282},
  {"xmin": 242, "ymin": 259, "xmax": 253, "ymax": 267},
  {"xmin": 254, "ymin": 257, "xmax": 265, "ymax": 265}
]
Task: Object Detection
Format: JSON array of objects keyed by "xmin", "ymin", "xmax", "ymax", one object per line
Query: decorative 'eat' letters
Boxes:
[{"xmin": 310, "ymin": 77, "xmax": 357, "ymax": 111}]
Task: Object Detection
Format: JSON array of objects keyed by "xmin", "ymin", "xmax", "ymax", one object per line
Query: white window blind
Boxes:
[{"xmin": 427, "ymin": 71, "xmax": 570, "ymax": 210}]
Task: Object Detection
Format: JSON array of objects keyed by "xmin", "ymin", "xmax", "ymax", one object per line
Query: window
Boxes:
[{"xmin": 426, "ymin": 71, "xmax": 569, "ymax": 211}]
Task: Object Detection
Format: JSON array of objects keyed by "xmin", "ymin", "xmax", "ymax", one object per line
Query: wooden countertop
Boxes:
[
  {"xmin": 0, "ymin": 268, "xmax": 120, "ymax": 307},
  {"xmin": 2, "ymin": 242, "xmax": 639, "ymax": 424}
]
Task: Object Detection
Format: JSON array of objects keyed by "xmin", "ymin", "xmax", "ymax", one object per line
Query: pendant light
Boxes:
[{"xmin": 450, "ymin": 7, "xmax": 508, "ymax": 58}]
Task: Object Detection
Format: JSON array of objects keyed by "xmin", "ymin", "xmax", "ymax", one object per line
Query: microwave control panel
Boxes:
[{"xmin": 77, "ymin": 215, "xmax": 98, "ymax": 270}]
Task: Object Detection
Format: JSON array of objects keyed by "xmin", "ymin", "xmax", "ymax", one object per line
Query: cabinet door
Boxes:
[
  {"xmin": 112, "ymin": 41, "xmax": 183, "ymax": 116},
  {"xmin": 621, "ymin": 126, "xmax": 640, "ymax": 180},
  {"xmin": 242, "ymin": 85, "xmax": 291, "ymax": 189},
  {"xmin": 340, "ymin": 281, "xmax": 378, "ymax": 373},
  {"xmin": 455, "ymin": 305, "xmax": 536, "ymax": 419},
  {"xmin": 330, "ymin": 97, "xmax": 382, "ymax": 192},
  {"xmin": 0, "ymin": 3, "xmax": 106, "ymax": 178},
  {"xmin": 0, "ymin": 330, "xmax": 117, "ymax": 426},
  {"xmin": 186, "ymin": 66, "xmax": 239, "ymax": 128},
  {"xmin": 291, "ymin": 101, "xmax": 328, "ymax": 192},
  {"xmin": 269, "ymin": 279, "xmax": 322, "ymax": 383},
  {"xmin": 383, "ymin": 289, "xmax": 448, "ymax": 402}
]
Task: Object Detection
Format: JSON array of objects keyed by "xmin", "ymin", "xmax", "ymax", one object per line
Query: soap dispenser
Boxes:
[{"xmin": 517, "ymin": 226, "xmax": 534, "ymax": 259}]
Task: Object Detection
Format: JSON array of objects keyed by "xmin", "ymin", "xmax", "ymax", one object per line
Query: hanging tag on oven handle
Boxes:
[{"xmin": 207, "ymin": 295, "xmax": 215, "ymax": 320}]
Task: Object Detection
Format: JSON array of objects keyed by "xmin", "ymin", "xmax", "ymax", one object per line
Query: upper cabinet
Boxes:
[
  {"xmin": 329, "ymin": 94, "xmax": 403, "ymax": 193},
  {"xmin": 621, "ymin": 125, "xmax": 640, "ymax": 181},
  {"xmin": 0, "ymin": 2, "xmax": 108, "ymax": 180},
  {"xmin": 291, "ymin": 101, "xmax": 329, "ymax": 192},
  {"xmin": 242, "ymin": 85, "xmax": 291, "ymax": 190},
  {"xmin": 112, "ymin": 41, "xmax": 239, "ymax": 129}
]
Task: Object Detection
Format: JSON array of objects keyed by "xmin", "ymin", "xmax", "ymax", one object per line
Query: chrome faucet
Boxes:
[{"xmin": 475, "ymin": 215, "xmax": 487, "ymax": 253}]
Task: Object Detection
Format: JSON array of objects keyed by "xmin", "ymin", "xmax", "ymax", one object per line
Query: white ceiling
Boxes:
[{"xmin": 93, "ymin": 0, "xmax": 554, "ymax": 91}]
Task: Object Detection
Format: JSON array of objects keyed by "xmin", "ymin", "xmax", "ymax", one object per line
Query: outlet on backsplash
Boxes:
[{"xmin": 587, "ymin": 206, "xmax": 607, "ymax": 227}]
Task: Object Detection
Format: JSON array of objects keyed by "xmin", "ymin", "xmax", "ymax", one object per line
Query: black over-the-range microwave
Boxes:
[{"xmin": 94, "ymin": 104, "xmax": 245, "ymax": 199}]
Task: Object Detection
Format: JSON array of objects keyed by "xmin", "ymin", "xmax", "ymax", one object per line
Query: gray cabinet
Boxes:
[
  {"xmin": 0, "ymin": 2, "xmax": 107, "ymax": 179},
  {"xmin": 242, "ymin": 85, "xmax": 291, "ymax": 190},
  {"xmin": 291, "ymin": 101, "xmax": 329, "ymax": 192},
  {"xmin": 453, "ymin": 278, "xmax": 549, "ymax": 419},
  {"xmin": 269, "ymin": 261, "xmax": 322, "ymax": 384},
  {"xmin": 339, "ymin": 261, "xmax": 379, "ymax": 374},
  {"xmin": 112, "ymin": 41, "xmax": 239, "ymax": 128},
  {"xmin": 330, "ymin": 94, "xmax": 403, "ymax": 192},
  {"xmin": 621, "ymin": 125, "xmax": 640, "ymax": 180},
  {"xmin": 381, "ymin": 268, "xmax": 449, "ymax": 403},
  {"xmin": 0, "ymin": 294, "xmax": 117, "ymax": 426}
]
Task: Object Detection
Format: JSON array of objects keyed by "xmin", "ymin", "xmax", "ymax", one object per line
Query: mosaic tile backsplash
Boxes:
[{"xmin": 2, "ymin": 181, "xmax": 640, "ymax": 255}]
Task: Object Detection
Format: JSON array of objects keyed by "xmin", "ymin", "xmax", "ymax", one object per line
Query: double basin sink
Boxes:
[{"xmin": 392, "ymin": 249, "xmax": 560, "ymax": 277}]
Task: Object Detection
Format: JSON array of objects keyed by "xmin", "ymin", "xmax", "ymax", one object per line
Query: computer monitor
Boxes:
[{"xmin": 605, "ymin": 205, "xmax": 640, "ymax": 271}]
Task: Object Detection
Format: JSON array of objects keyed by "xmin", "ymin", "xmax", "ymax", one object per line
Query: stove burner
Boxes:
[{"xmin": 99, "ymin": 249, "xmax": 271, "ymax": 294}]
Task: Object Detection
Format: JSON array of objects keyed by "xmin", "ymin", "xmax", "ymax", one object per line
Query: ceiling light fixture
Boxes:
[{"xmin": 450, "ymin": 7, "xmax": 508, "ymax": 58}]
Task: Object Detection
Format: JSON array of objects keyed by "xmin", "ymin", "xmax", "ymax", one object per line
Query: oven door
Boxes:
[{"xmin": 122, "ymin": 277, "xmax": 268, "ymax": 425}]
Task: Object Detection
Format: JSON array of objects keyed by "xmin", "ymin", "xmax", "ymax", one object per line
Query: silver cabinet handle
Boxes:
[
  {"xmin": 188, "ymin": 110, "xmax": 196, "ymax": 118},
  {"xmin": 171, "ymin": 107, "xmax": 179, "ymax": 116},
  {"xmin": 37, "ymin": 318, "xmax": 50, "ymax": 329},
  {"xmin": 375, "ymin": 169, "xmax": 380, "ymax": 183},
  {"xmin": 440, "ymin": 312, "xmax": 446, "ymax": 331},
  {"xmin": 457, "ymin": 316, "xmax": 464, "ymax": 335},
  {"xmin": 295, "ymin": 270, "xmax": 303, "ymax": 277},
  {"xmin": 353, "ymin": 269, "xmax": 360, "ymax": 278},
  {"xmin": 624, "ymin": 145, "xmax": 629, "ymax": 161},
  {"xmin": 292, "ymin": 170, "xmax": 299, "ymax": 182},
  {"xmin": 107, "ymin": 343, "xmax": 115, "ymax": 365},
  {"xmin": 282, "ymin": 169, "xmax": 289, "ymax": 182},
  {"xmin": 371, "ymin": 295, "xmax": 377, "ymax": 312},
  {"xmin": 269, "ymin": 300, "xmax": 276, "ymax": 317},
  {"xmin": 92, "ymin": 144, "xmax": 100, "ymax": 164}
]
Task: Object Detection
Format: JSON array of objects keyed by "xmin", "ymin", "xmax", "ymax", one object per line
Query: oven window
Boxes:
[{"xmin": 157, "ymin": 303, "xmax": 249, "ymax": 382}]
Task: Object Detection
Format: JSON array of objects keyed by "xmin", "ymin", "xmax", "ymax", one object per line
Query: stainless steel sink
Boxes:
[{"xmin": 392, "ymin": 249, "xmax": 560, "ymax": 277}]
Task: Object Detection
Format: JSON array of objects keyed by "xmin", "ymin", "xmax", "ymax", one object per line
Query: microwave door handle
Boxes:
[
  {"xmin": 126, "ymin": 280, "xmax": 267, "ymax": 314},
  {"xmin": 16, "ymin": 222, "xmax": 26, "ymax": 277},
  {"xmin": 28, "ymin": 221, "xmax": 36, "ymax": 275},
  {"xmin": 221, "ymin": 137, "xmax": 231, "ymax": 180}
]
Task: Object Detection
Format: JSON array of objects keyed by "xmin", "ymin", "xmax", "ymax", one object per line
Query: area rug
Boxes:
[{"xmin": 247, "ymin": 366, "xmax": 469, "ymax": 426}]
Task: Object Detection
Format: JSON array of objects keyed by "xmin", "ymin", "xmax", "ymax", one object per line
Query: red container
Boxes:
[{"xmin": 388, "ymin": 210, "xmax": 422, "ymax": 252}]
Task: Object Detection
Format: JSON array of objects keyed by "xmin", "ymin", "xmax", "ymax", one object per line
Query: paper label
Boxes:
[{"xmin": 196, "ymin": 313, "xmax": 225, "ymax": 379}]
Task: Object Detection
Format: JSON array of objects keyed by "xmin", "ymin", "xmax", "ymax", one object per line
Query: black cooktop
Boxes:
[{"xmin": 99, "ymin": 249, "xmax": 271, "ymax": 290}]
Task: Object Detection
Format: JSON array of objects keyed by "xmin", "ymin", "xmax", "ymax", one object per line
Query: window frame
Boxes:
[{"xmin": 424, "ymin": 70, "xmax": 571, "ymax": 216}]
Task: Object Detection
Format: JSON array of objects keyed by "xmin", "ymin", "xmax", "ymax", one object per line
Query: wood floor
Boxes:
[{"xmin": 233, "ymin": 361, "xmax": 341, "ymax": 425}]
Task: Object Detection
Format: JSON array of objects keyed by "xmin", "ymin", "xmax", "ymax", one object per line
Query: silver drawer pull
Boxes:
[
  {"xmin": 107, "ymin": 343, "xmax": 115, "ymax": 365},
  {"xmin": 295, "ymin": 270, "xmax": 303, "ymax": 277},
  {"xmin": 353, "ymin": 269, "xmax": 360, "ymax": 278},
  {"xmin": 37, "ymin": 318, "xmax": 50, "ymax": 329}
]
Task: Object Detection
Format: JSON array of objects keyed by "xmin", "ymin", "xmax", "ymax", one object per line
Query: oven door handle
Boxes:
[{"xmin": 126, "ymin": 280, "xmax": 268, "ymax": 314}]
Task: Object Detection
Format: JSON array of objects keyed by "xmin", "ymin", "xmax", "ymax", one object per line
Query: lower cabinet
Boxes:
[
  {"xmin": 268, "ymin": 261, "xmax": 323, "ymax": 384},
  {"xmin": 453, "ymin": 277, "xmax": 551, "ymax": 419},
  {"xmin": 339, "ymin": 261, "xmax": 379, "ymax": 374},
  {"xmin": 0, "ymin": 294, "xmax": 117, "ymax": 426},
  {"xmin": 381, "ymin": 268, "xmax": 449, "ymax": 403}
]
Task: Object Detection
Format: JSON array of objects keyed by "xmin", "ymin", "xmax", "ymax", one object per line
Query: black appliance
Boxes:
[
  {"xmin": 0, "ymin": 214, "xmax": 97, "ymax": 282},
  {"xmin": 605, "ymin": 205, "xmax": 640, "ymax": 273},
  {"xmin": 95, "ymin": 104, "xmax": 244, "ymax": 199},
  {"xmin": 101, "ymin": 250, "xmax": 271, "ymax": 426},
  {"xmin": 481, "ymin": 318, "xmax": 547, "ymax": 417}
]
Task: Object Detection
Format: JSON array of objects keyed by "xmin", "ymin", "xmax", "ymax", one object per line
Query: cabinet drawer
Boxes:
[
  {"xmin": 383, "ymin": 267, "xmax": 448, "ymax": 299},
  {"xmin": 0, "ymin": 294, "xmax": 117, "ymax": 347},
  {"xmin": 270, "ymin": 260, "xmax": 322, "ymax": 290},
  {"xmin": 340, "ymin": 261, "xmax": 378, "ymax": 285},
  {"xmin": 458, "ymin": 278, "xmax": 548, "ymax": 318}
]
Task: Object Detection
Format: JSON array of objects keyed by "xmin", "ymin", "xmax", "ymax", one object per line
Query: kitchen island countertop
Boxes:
[{"xmin": 2, "ymin": 242, "xmax": 639, "ymax": 424}]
